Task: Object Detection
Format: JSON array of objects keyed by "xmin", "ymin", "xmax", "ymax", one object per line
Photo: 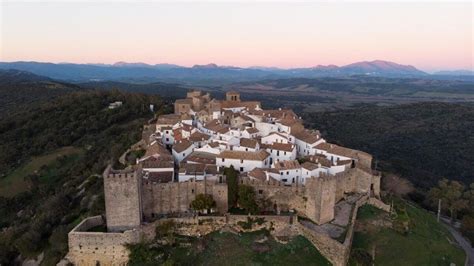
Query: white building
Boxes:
[
  {"xmin": 172, "ymin": 140, "xmax": 194, "ymax": 163},
  {"xmin": 234, "ymin": 138, "xmax": 259, "ymax": 152},
  {"xmin": 216, "ymin": 150, "xmax": 270, "ymax": 173},
  {"xmin": 294, "ymin": 130, "xmax": 325, "ymax": 157},
  {"xmin": 261, "ymin": 132, "xmax": 293, "ymax": 144},
  {"xmin": 264, "ymin": 142, "xmax": 297, "ymax": 165},
  {"xmin": 272, "ymin": 160, "xmax": 302, "ymax": 185}
]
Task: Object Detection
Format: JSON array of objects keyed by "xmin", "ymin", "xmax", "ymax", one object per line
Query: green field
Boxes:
[
  {"xmin": 129, "ymin": 229, "xmax": 331, "ymax": 266},
  {"xmin": 350, "ymin": 200, "xmax": 466, "ymax": 266},
  {"xmin": 0, "ymin": 146, "xmax": 83, "ymax": 197}
]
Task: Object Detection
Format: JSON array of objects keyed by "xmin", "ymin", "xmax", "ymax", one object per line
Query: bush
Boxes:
[
  {"xmin": 190, "ymin": 194, "xmax": 215, "ymax": 213},
  {"xmin": 351, "ymin": 248, "xmax": 373, "ymax": 266}
]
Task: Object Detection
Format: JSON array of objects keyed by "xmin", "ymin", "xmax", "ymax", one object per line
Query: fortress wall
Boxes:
[
  {"xmin": 331, "ymin": 167, "xmax": 379, "ymax": 202},
  {"xmin": 141, "ymin": 180, "xmax": 228, "ymax": 220},
  {"xmin": 103, "ymin": 167, "xmax": 142, "ymax": 232},
  {"xmin": 296, "ymin": 221, "xmax": 347, "ymax": 266},
  {"xmin": 242, "ymin": 178, "xmax": 307, "ymax": 214},
  {"xmin": 66, "ymin": 216, "xmax": 140, "ymax": 266},
  {"xmin": 305, "ymin": 177, "xmax": 337, "ymax": 225}
]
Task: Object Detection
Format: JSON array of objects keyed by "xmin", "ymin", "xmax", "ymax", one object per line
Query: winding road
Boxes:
[{"xmin": 442, "ymin": 221, "xmax": 474, "ymax": 266}]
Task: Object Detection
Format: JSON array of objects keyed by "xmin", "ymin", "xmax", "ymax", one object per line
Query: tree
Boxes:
[
  {"xmin": 238, "ymin": 185, "xmax": 258, "ymax": 214},
  {"xmin": 155, "ymin": 220, "xmax": 176, "ymax": 245},
  {"xmin": 428, "ymin": 179, "xmax": 468, "ymax": 222},
  {"xmin": 463, "ymin": 183, "xmax": 474, "ymax": 212},
  {"xmin": 224, "ymin": 166, "xmax": 238, "ymax": 207},
  {"xmin": 190, "ymin": 194, "xmax": 215, "ymax": 213},
  {"xmin": 382, "ymin": 174, "xmax": 414, "ymax": 197}
]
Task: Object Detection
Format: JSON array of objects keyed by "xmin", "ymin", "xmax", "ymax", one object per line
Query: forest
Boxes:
[
  {"xmin": 1, "ymin": 69, "xmax": 473, "ymax": 264},
  {"xmin": 303, "ymin": 102, "xmax": 474, "ymax": 189},
  {"xmin": 0, "ymin": 89, "xmax": 171, "ymax": 264}
]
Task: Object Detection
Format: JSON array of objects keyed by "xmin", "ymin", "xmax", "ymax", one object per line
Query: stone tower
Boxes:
[
  {"xmin": 226, "ymin": 91, "xmax": 240, "ymax": 102},
  {"xmin": 305, "ymin": 175, "xmax": 337, "ymax": 224},
  {"xmin": 103, "ymin": 166, "xmax": 142, "ymax": 232}
]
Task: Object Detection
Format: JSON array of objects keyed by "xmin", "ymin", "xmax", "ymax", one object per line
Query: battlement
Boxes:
[{"xmin": 103, "ymin": 165, "xmax": 139, "ymax": 179}]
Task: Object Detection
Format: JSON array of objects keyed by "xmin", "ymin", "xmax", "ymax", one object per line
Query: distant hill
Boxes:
[
  {"xmin": 433, "ymin": 70, "xmax": 474, "ymax": 76},
  {"xmin": 0, "ymin": 60, "xmax": 432, "ymax": 84},
  {"xmin": 0, "ymin": 69, "xmax": 80, "ymax": 115},
  {"xmin": 340, "ymin": 60, "xmax": 426, "ymax": 76}
]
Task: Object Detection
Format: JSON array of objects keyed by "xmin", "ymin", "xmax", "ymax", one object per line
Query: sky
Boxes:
[{"xmin": 0, "ymin": 1, "xmax": 472, "ymax": 72}]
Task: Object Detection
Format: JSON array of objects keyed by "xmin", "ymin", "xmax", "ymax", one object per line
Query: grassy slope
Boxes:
[
  {"xmin": 0, "ymin": 146, "xmax": 83, "ymax": 197},
  {"xmin": 351, "ymin": 200, "xmax": 465, "ymax": 266}
]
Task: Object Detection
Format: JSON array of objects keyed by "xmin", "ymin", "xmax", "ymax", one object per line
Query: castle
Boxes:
[{"xmin": 65, "ymin": 90, "xmax": 382, "ymax": 266}]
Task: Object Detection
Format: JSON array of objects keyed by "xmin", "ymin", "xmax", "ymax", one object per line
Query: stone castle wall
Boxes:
[
  {"xmin": 103, "ymin": 166, "xmax": 142, "ymax": 232},
  {"xmin": 66, "ymin": 216, "xmax": 140, "ymax": 266},
  {"xmin": 141, "ymin": 179, "xmax": 228, "ymax": 220},
  {"xmin": 305, "ymin": 176, "xmax": 337, "ymax": 225},
  {"xmin": 241, "ymin": 178, "xmax": 307, "ymax": 214}
]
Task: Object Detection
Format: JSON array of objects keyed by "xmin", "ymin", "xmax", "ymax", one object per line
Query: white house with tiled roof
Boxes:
[
  {"xmin": 154, "ymin": 90, "xmax": 376, "ymax": 189},
  {"xmin": 263, "ymin": 142, "xmax": 297, "ymax": 164},
  {"xmin": 272, "ymin": 160, "xmax": 302, "ymax": 185},
  {"xmin": 216, "ymin": 150, "xmax": 270, "ymax": 173},
  {"xmin": 172, "ymin": 140, "xmax": 194, "ymax": 163}
]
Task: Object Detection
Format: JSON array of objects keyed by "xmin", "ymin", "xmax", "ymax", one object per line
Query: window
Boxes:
[
  {"xmin": 166, "ymin": 138, "xmax": 169, "ymax": 142},
  {"xmin": 166, "ymin": 131, "xmax": 169, "ymax": 134},
  {"xmin": 183, "ymin": 153, "xmax": 185, "ymax": 157},
  {"xmin": 191, "ymin": 189, "xmax": 194, "ymax": 194},
  {"xmin": 286, "ymin": 171, "xmax": 289, "ymax": 175},
  {"xmin": 240, "ymin": 167, "xmax": 244, "ymax": 172},
  {"xmin": 282, "ymin": 179, "xmax": 287, "ymax": 182},
  {"xmin": 277, "ymin": 151, "xmax": 280, "ymax": 156},
  {"xmin": 245, "ymin": 148, "xmax": 248, "ymax": 151},
  {"xmin": 258, "ymin": 190, "xmax": 263, "ymax": 194},
  {"xmin": 280, "ymin": 172, "xmax": 283, "ymax": 175},
  {"xmin": 284, "ymin": 152, "xmax": 287, "ymax": 155},
  {"xmin": 241, "ymin": 159, "xmax": 243, "ymax": 164},
  {"xmin": 222, "ymin": 158, "xmax": 225, "ymax": 162}
]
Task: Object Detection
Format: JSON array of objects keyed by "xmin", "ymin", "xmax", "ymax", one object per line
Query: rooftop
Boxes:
[{"xmin": 217, "ymin": 150, "xmax": 269, "ymax": 161}]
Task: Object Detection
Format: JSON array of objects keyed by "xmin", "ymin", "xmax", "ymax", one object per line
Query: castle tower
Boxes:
[
  {"xmin": 103, "ymin": 166, "xmax": 142, "ymax": 232},
  {"xmin": 305, "ymin": 176, "xmax": 336, "ymax": 224},
  {"xmin": 226, "ymin": 91, "xmax": 240, "ymax": 102}
]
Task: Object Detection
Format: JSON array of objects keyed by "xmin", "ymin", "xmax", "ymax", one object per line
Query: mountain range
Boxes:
[{"xmin": 0, "ymin": 60, "xmax": 471, "ymax": 84}]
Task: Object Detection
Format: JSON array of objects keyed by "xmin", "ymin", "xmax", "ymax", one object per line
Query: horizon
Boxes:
[
  {"xmin": 1, "ymin": 59, "xmax": 472, "ymax": 74},
  {"xmin": 1, "ymin": 2, "xmax": 473, "ymax": 72}
]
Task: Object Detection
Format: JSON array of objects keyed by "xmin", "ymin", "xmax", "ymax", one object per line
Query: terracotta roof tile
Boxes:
[
  {"xmin": 217, "ymin": 150, "xmax": 269, "ymax": 161},
  {"xmin": 173, "ymin": 140, "xmax": 193, "ymax": 153}
]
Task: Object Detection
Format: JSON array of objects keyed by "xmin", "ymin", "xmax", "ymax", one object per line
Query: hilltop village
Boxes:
[{"xmin": 65, "ymin": 90, "xmax": 389, "ymax": 266}]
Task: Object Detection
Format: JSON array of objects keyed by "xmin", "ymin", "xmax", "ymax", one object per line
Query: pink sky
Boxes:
[{"xmin": 1, "ymin": 2, "xmax": 472, "ymax": 71}]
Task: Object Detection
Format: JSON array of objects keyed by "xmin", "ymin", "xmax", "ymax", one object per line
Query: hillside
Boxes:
[
  {"xmin": 350, "ymin": 198, "xmax": 465, "ymax": 265},
  {"xmin": 0, "ymin": 90, "xmax": 170, "ymax": 265},
  {"xmin": 226, "ymin": 76, "xmax": 474, "ymax": 111},
  {"xmin": 0, "ymin": 69, "xmax": 80, "ymax": 115},
  {"xmin": 303, "ymin": 102, "xmax": 474, "ymax": 189},
  {"xmin": 79, "ymin": 80, "xmax": 189, "ymax": 99}
]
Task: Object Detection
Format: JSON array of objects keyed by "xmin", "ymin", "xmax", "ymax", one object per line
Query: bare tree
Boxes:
[{"xmin": 382, "ymin": 173, "xmax": 414, "ymax": 197}]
